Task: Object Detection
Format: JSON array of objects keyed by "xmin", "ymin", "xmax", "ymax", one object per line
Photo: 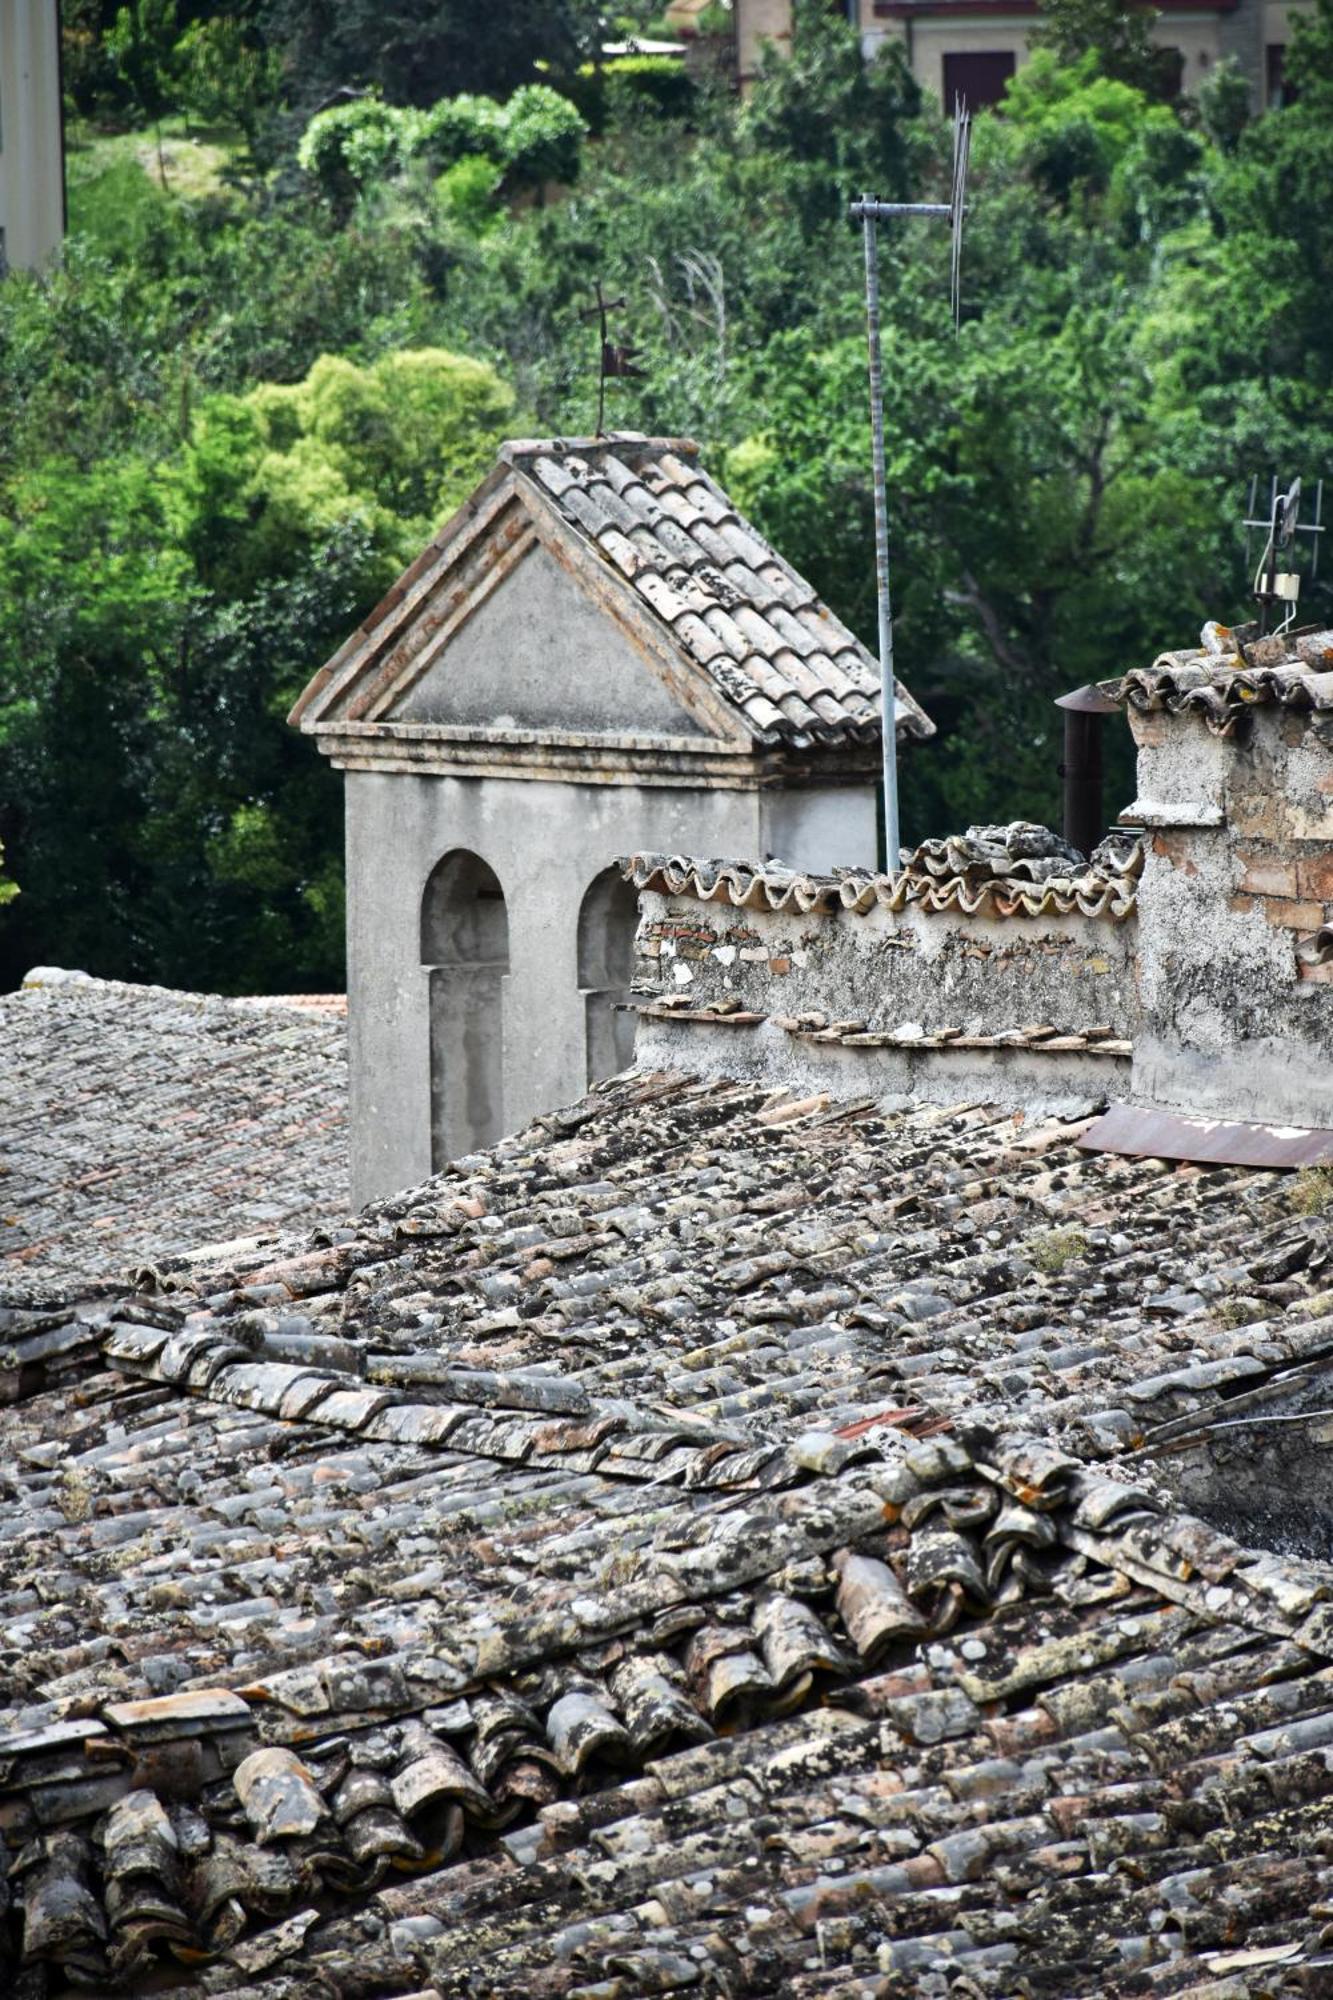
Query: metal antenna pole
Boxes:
[
  {"xmin": 848, "ymin": 101, "xmax": 969, "ymax": 876},
  {"xmin": 860, "ymin": 199, "xmax": 900, "ymax": 871}
]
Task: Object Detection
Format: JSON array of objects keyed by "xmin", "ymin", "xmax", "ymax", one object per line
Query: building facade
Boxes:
[
  {"xmin": 291, "ymin": 433, "xmax": 932, "ymax": 1203},
  {"xmin": 727, "ymin": 0, "xmax": 1310, "ymax": 105},
  {"xmin": 0, "ymin": 0, "xmax": 64, "ymax": 274}
]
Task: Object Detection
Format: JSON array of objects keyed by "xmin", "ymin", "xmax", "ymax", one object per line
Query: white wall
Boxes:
[
  {"xmin": 0, "ymin": 0, "xmax": 64, "ymax": 273},
  {"xmin": 346, "ymin": 768, "xmax": 880, "ymax": 1203}
]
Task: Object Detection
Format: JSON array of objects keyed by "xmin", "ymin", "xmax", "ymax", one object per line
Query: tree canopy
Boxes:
[{"xmin": 4, "ymin": 1, "xmax": 1332, "ymax": 989}]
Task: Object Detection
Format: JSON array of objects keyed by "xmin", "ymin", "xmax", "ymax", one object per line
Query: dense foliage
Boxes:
[{"xmin": 3, "ymin": 0, "xmax": 1333, "ymax": 991}]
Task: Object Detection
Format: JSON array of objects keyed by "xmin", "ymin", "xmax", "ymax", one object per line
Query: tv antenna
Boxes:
[
  {"xmin": 1243, "ymin": 474, "xmax": 1324, "ymax": 636},
  {"xmin": 579, "ymin": 279, "xmax": 648, "ymax": 437},
  {"xmin": 850, "ymin": 98, "xmax": 971, "ymax": 870}
]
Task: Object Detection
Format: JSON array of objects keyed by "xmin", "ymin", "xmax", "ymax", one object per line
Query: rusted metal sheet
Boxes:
[{"xmin": 1079, "ymin": 1101, "xmax": 1333, "ymax": 1168}]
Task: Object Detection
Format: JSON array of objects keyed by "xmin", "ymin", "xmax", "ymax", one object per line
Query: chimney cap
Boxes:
[{"xmin": 1055, "ymin": 683, "xmax": 1121, "ymax": 715}]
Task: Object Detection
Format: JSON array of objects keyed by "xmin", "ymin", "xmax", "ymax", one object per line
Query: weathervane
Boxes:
[
  {"xmin": 1243, "ymin": 474, "xmax": 1325, "ymax": 637},
  {"xmin": 580, "ymin": 280, "xmax": 648, "ymax": 436},
  {"xmin": 850, "ymin": 99, "xmax": 971, "ymax": 870}
]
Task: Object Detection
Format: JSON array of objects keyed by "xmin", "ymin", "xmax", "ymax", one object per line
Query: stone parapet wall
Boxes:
[
  {"xmin": 625, "ymin": 842, "xmax": 1138, "ymax": 1113},
  {"xmin": 634, "ymin": 885, "xmax": 1136, "ymax": 1031}
]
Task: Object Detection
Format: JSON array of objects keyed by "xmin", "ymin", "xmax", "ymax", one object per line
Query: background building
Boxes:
[{"xmin": 724, "ymin": 0, "xmax": 1309, "ymax": 105}]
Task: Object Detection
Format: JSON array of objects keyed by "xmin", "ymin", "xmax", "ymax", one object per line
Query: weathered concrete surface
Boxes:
[
  {"xmin": 634, "ymin": 886, "xmax": 1136, "ymax": 1035},
  {"xmin": 634, "ymin": 1012, "xmax": 1129, "ymax": 1114},
  {"xmin": 629, "ymin": 877, "xmax": 1135, "ymax": 1112},
  {"xmin": 398, "ymin": 542, "xmax": 707, "ymax": 737},
  {"xmin": 1127, "ymin": 703, "xmax": 1333, "ymax": 1127}
]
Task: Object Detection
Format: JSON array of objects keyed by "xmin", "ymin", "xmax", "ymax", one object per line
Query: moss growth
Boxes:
[
  {"xmin": 1030, "ymin": 1225, "xmax": 1089, "ymax": 1274},
  {"xmin": 56, "ymin": 1470, "xmax": 93, "ymax": 1524},
  {"xmin": 1290, "ymin": 1166, "xmax": 1333, "ymax": 1216}
]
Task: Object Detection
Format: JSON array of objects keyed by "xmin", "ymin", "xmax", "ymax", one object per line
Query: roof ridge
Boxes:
[
  {"xmin": 16, "ymin": 967, "xmax": 344, "ymax": 1013},
  {"xmin": 499, "ymin": 432, "xmax": 701, "ymax": 464}
]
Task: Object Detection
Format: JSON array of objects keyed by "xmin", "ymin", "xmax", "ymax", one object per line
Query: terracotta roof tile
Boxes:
[
  {"xmin": 0, "ymin": 973, "xmax": 348, "ymax": 1294},
  {"xmin": 624, "ymin": 820, "xmax": 1143, "ymax": 919},
  {"xmin": 1104, "ymin": 621, "xmax": 1333, "ymax": 735},
  {"xmin": 509, "ymin": 437, "xmax": 931, "ymax": 749},
  {"xmin": 5, "ymin": 1054, "xmax": 1333, "ymax": 1989}
]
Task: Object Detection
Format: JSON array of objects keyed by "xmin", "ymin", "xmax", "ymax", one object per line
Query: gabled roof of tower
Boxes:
[{"xmin": 290, "ymin": 435, "xmax": 933, "ymax": 755}]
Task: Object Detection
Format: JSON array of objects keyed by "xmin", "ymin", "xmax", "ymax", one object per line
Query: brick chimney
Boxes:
[{"xmin": 1109, "ymin": 625, "xmax": 1333, "ymax": 1137}]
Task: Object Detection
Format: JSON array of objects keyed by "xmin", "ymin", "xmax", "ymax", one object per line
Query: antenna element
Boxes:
[{"xmin": 1242, "ymin": 475, "xmax": 1324, "ymax": 636}]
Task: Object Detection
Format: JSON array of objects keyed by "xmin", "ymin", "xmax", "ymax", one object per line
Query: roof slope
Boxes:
[
  {"xmin": 0, "ymin": 974, "xmax": 348, "ymax": 1294},
  {"xmin": 4, "ymin": 1068, "xmax": 1333, "ymax": 1992},
  {"xmin": 291, "ymin": 435, "xmax": 932, "ymax": 754}
]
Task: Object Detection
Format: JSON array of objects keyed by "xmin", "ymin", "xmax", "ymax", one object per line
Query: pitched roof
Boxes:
[
  {"xmin": 1103, "ymin": 622, "xmax": 1333, "ymax": 736},
  {"xmin": 291, "ymin": 434, "xmax": 933, "ymax": 755},
  {"xmin": 4, "ymin": 1066, "xmax": 1333, "ymax": 1992},
  {"xmin": 0, "ymin": 972, "xmax": 348, "ymax": 1295}
]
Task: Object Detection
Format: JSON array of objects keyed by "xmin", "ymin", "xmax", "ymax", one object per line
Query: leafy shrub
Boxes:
[
  {"xmin": 297, "ymin": 97, "xmax": 414, "ymax": 213},
  {"xmin": 500, "ymin": 83, "xmax": 588, "ymax": 189},
  {"xmin": 568, "ymin": 54, "xmax": 696, "ymax": 134},
  {"xmin": 298, "ymin": 83, "xmax": 586, "ymax": 211},
  {"xmin": 414, "ymin": 93, "xmax": 509, "ymax": 175},
  {"xmin": 435, "ymin": 155, "xmax": 504, "ymax": 236}
]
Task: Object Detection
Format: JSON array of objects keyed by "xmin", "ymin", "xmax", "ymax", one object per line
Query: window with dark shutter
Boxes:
[{"xmin": 941, "ymin": 50, "xmax": 1015, "ymax": 110}]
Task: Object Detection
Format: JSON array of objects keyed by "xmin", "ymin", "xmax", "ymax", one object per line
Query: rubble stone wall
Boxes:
[
  {"xmin": 631, "ymin": 883, "xmax": 1136, "ymax": 1113},
  {"xmin": 634, "ymin": 888, "xmax": 1137, "ymax": 1031}
]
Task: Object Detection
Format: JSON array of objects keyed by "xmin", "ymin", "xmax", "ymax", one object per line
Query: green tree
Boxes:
[
  {"xmin": 257, "ymin": 0, "xmax": 602, "ymax": 112},
  {"xmin": 1027, "ymin": 0, "xmax": 1166, "ymax": 96},
  {"xmin": 0, "ymin": 341, "xmax": 515, "ymax": 992},
  {"xmin": 741, "ymin": 0, "xmax": 922, "ymax": 224},
  {"xmin": 1194, "ymin": 55, "xmax": 1251, "ymax": 153},
  {"xmin": 175, "ymin": 15, "xmax": 284, "ymax": 172},
  {"xmin": 106, "ymin": 0, "xmax": 181, "ymax": 185},
  {"xmin": 176, "ymin": 346, "xmax": 514, "ymax": 590}
]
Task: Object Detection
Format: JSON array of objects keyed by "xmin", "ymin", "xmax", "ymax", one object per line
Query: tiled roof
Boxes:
[
  {"xmin": 4, "ymin": 1067, "xmax": 1333, "ymax": 1991},
  {"xmin": 292, "ymin": 436, "xmax": 933, "ymax": 768},
  {"xmin": 507, "ymin": 436, "xmax": 933, "ymax": 749},
  {"xmin": 0, "ymin": 973, "xmax": 348, "ymax": 1294},
  {"xmin": 623, "ymin": 821, "xmax": 1143, "ymax": 921},
  {"xmin": 1104, "ymin": 622, "xmax": 1333, "ymax": 736}
]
